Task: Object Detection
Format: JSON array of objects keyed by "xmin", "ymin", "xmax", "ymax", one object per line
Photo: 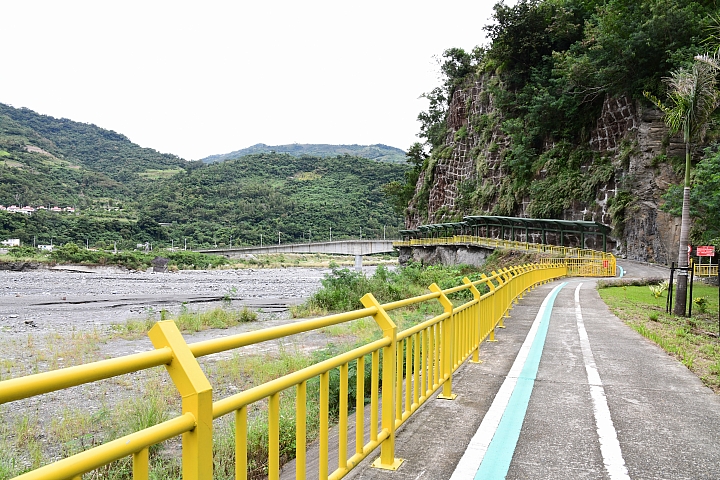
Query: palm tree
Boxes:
[{"xmin": 645, "ymin": 57, "xmax": 720, "ymax": 315}]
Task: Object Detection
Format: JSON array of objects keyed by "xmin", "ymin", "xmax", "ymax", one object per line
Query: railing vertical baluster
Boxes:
[
  {"xmin": 356, "ymin": 356, "xmax": 365, "ymax": 457},
  {"xmin": 319, "ymin": 371, "xmax": 330, "ymax": 479},
  {"xmin": 405, "ymin": 337, "xmax": 412, "ymax": 415},
  {"xmin": 371, "ymin": 350, "xmax": 379, "ymax": 442},
  {"xmin": 296, "ymin": 381, "xmax": 307, "ymax": 480},
  {"xmin": 339, "ymin": 363, "xmax": 349, "ymax": 471},
  {"xmin": 236, "ymin": 406, "xmax": 247, "ymax": 480},
  {"xmin": 413, "ymin": 334, "xmax": 420, "ymax": 407},
  {"xmin": 269, "ymin": 393, "xmax": 280, "ymax": 480},
  {"xmin": 421, "ymin": 329, "xmax": 428, "ymax": 397},
  {"xmin": 133, "ymin": 447, "xmax": 149, "ymax": 480},
  {"xmin": 396, "ymin": 338, "xmax": 403, "ymax": 422},
  {"xmin": 430, "ymin": 283, "xmax": 457, "ymax": 400}
]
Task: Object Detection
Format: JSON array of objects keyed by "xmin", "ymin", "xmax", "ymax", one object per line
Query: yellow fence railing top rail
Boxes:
[{"xmin": 1, "ymin": 259, "xmax": 610, "ymax": 480}]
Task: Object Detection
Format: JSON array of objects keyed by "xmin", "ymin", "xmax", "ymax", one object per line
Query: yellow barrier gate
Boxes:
[
  {"xmin": 0, "ymin": 260, "xmax": 599, "ymax": 479},
  {"xmin": 694, "ymin": 263, "xmax": 718, "ymax": 277}
]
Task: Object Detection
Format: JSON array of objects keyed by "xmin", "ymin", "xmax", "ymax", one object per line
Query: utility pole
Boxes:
[
  {"xmin": 260, "ymin": 234, "xmax": 263, "ymax": 247},
  {"xmin": 383, "ymin": 225, "xmax": 386, "ymax": 240},
  {"xmin": 330, "ymin": 227, "xmax": 332, "ymax": 242},
  {"xmin": 278, "ymin": 231, "xmax": 281, "ymax": 245}
]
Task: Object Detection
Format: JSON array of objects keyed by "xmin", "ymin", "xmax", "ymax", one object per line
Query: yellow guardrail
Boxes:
[
  {"xmin": 2, "ymin": 261, "xmax": 582, "ymax": 480},
  {"xmin": 394, "ymin": 235, "xmax": 617, "ymax": 277},
  {"xmin": 694, "ymin": 264, "xmax": 718, "ymax": 277}
]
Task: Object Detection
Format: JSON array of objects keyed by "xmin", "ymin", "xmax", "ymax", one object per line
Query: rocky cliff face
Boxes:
[{"xmin": 407, "ymin": 78, "xmax": 687, "ymax": 264}]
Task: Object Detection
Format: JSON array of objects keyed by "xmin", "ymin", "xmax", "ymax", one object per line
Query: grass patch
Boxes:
[
  {"xmin": 112, "ymin": 305, "xmax": 258, "ymax": 338},
  {"xmin": 598, "ymin": 282, "xmax": 720, "ymax": 392}
]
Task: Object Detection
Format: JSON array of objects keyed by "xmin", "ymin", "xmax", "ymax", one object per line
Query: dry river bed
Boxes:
[{"xmin": 1, "ymin": 265, "xmax": 383, "ymax": 468}]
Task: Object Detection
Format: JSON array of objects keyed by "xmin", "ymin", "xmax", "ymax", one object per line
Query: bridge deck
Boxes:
[{"xmin": 198, "ymin": 239, "xmax": 395, "ymax": 257}]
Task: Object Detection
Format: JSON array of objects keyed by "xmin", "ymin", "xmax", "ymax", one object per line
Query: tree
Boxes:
[{"xmin": 645, "ymin": 56, "xmax": 720, "ymax": 315}]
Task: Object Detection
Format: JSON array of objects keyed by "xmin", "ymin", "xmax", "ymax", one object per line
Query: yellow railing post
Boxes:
[
  {"xmin": 462, "ymin": 277, "xmax": 482, "ymax": 364},
  {"xmin": 148, "ymin": 321, "xmax": 213, "ymax": 480},
  {"xmin": 361, "ymin": 293, "xmax": 404, "ymax": 471},
  {"xmin": 429, "ymin": 283, "xmax": 457, "ymax": 400},
  {"xmin": 481, "ymin": 273, "xmax": 498, "ymax": 342}
]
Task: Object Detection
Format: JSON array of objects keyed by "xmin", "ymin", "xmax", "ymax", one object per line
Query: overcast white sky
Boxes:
[{"xmin": 2, "ymin": 1, "xmax": 507, "ymax": 160}]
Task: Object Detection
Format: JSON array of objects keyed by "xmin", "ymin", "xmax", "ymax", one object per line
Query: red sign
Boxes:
[{"xmin": 697, "ymin": 246, "xmax": 716, "ymax": 257}]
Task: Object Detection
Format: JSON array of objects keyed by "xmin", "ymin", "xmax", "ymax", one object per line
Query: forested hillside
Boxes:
[
  {"xmin": 143, "ymin": 153, "xmax": 405, "ymax": 246},
  {"xmin": 0, "ymin": 103, "xmax": 406, "ymax": 249},
  {"xmin": 391, "ymin": 0, "xmax": 720, "ymax": 260},
  {"xmin": 202, "ymin": 143, "xmax": 407, "ymax": 164},
  {"xmin": 0, "ymin": 103, "xmax": 195, "ymax": 206}
]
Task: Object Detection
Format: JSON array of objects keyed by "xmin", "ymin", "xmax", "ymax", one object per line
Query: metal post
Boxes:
[
  {"xmin": 360, "ymin": 293, "xmax": 403, "ymax": 471},
  {"xmin": 688, "ymin": 260, "xmax": 695, "ymax": 317},
  {"xmin": 429, "ymin": 283, "xmax": 457, "ymax": 400},
  {"xmin": 149, "ymin": 321, "xmax": 213, "ymax": 479},
  {"xmin": 668, "ymin": 263, "xmax": 675, "ymax": 314}
]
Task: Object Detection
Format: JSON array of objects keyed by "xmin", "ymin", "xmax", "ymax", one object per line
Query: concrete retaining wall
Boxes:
[{"xmin": 397, "ymin": 245, "xmax": 494, "ymax": 267}]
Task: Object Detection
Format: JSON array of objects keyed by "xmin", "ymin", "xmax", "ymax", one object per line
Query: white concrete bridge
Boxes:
[{"xmin": 197, "ymin": 239, "xmax": 395, "ymax": 259}]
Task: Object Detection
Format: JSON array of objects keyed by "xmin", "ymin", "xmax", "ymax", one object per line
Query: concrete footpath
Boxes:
[{"xmin": 340, "ymin": 263, "xmax": 720, "ymax": 479}]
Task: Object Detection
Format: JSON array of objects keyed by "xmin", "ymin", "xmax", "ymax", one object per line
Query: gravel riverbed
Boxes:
[{"xmin": 0, "ymin": 265, "xmax": 332, "ymax": 337}]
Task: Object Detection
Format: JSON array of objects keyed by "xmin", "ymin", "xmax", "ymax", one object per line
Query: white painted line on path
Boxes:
[
  {"xmin": 575, "ymin": 283, "xmax": 630, "ymax": 480},
  {"xmin": 449, "ymin": 283, "xmax": 566, "ymax": 480}
]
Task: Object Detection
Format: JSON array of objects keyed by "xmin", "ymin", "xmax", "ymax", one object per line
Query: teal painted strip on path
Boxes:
[{"xmin": 473, "ymin": 282, "xmax": 566, "ymax": 480}]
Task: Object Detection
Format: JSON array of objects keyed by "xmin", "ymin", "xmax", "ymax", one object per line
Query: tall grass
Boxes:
[{"xmin": 599, "ymin": 282, "xmax": 720, "ymax": 391}]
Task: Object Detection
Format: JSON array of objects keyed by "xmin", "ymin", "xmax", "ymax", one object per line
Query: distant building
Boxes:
[
  {"xmin": 1, "ymin": 239, "xmax": 20, "ymax": 247},
  {"xmin": 38, "ymin": 244, "xmax": 54, "ymax": 251}
]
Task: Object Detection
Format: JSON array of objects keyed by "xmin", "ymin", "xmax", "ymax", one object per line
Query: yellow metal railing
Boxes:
[
  {"xmin": 694, "ymin": 263, "xmax": 718, "ymax": 277},
  {"xmin": 2, "ymin": 261, "xmax": 585, "ymax": 480},
  {"xmin": 394, "ymin": 235, "xmax": 616, "ymax": 277}
]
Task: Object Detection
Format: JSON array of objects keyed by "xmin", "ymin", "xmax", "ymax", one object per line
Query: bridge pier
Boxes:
[{"xmin": 355, "ymin": 255, "xmax": 362, "ymax": 272}]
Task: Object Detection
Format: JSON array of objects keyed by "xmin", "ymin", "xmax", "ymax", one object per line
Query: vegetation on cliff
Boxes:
[{"xmin": 397, "ymin": 0, "xmax": 719, "ymax": 243}]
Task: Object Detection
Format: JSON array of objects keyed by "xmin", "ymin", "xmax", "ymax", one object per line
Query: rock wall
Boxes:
[{"xmin": 408, "ymin": 77, "xmax": 686, "ymax": 265}]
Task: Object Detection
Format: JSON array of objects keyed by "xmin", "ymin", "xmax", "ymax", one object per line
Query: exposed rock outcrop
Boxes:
[{"xmin": 408, "ymin": 77, "xmax": 688, "ymax": 265}]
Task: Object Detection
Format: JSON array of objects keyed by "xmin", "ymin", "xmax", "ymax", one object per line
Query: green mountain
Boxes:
[
  {"xmin": 202, "ymin": 143, "xmax": 407, "ymax": 164},
  {"xmin": 0, "ymin": 104, "xmax": 406, "ymax": 249},
  {"xmin": 143, "ymin": 152, "xmax": 406, "ymax": 247},
  {"xmin": 0, "ymin": 103, "xmax": 196, "ymax": 208}
]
